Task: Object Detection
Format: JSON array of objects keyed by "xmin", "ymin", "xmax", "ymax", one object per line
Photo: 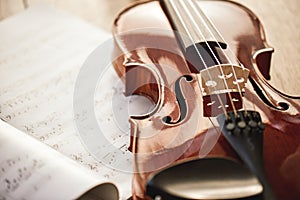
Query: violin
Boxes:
[{"xmin": 112, "ymin": 0, "xmax": 300, "ymax": 199}]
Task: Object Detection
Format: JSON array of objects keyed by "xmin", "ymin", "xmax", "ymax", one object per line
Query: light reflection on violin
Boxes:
[{"xmin": 112, "ymin": 0, "xmax": 300, "ymax": 199}]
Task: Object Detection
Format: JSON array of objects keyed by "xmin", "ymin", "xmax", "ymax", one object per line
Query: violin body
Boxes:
[{"xmin": 112, "ymin": 0, "xmax": 300, "ymax": 199}]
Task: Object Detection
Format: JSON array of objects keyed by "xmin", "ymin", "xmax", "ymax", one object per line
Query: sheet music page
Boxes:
[
  {"xmin": 0, "ymin": 120, "xmax": 115, "ymax": 200},
  {"xmin": 0, "ymin": 4, "xmax": 132, "ymax": 199}
]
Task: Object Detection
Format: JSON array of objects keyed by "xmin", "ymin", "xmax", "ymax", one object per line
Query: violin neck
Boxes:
[{"xmin": 159, "ymin": 0, "xmax": 227, "ymax": 52}]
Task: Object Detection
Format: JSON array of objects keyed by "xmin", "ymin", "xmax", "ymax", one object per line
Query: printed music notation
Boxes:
[
  {"xmin": 0, "ymin": 118, "xmax": 119, "ymax": 200},
  {"xmin": 0, "ymin": 4, "xmax": 132, "ymax": 199},
  {"xmin": 0, "ymin": 154, "xmax": 46, "ymax": 199}
]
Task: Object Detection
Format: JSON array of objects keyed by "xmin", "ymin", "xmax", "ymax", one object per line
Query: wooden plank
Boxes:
[
  {"xmin": 0, "ymin": 0, "xmax": 25, "ymax": 20},
  {"xmin": 26, "ymin": 0, "xmax": 132, "ymax": 30}
]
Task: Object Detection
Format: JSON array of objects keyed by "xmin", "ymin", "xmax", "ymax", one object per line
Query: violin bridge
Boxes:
[
  {"xmin": 197, "ymin": 64, "xmax": 250, "ymax": 117},
  {"xmin": 198, "ymin": 64, "xmax": 250, "ymax": 95}
]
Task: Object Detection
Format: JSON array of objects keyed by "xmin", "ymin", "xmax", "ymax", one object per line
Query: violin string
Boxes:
[
  {"xmin": 184, "ymin": 0, "xmax": 245, "ymax": 115},
  {"xmin": 188, "ymin": 0, "xmax": 248, "ymax": 113},
  {"xmin": 169, "ymin": 0, "xmax": 229, "ymax": 117},
  {"xmin": 178, "ymin": 0, "xmax": 238, "ymax": 116}
]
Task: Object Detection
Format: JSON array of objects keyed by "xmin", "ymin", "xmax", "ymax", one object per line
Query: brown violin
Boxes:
[{"xmin": 112, "ymin": 0, "xmax": 300, "ymax": 199}]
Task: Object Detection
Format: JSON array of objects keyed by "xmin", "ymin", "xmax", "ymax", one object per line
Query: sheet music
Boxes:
[
  {"xmin": 0, "ymin": 4, "xmax": 132, "ymax": 199},
  {"xmin": 0, "ymin": 120, "xmax": 111, "ymax": 200}
]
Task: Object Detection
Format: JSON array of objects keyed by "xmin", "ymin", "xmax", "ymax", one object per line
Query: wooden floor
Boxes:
[{"xmin": 0, "ymin": 0, "xmax": 299, "ymax": 96}]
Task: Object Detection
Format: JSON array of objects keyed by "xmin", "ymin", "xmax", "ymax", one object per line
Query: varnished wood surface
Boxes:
[{"xmin": 0, "ymin": 0, "xmax": 299, "ymax": 95}]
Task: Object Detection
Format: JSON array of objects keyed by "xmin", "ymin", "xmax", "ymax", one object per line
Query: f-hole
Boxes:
[{"xmin": 162, "ymin": 75, "xmax": 193, "ymax": 124}]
